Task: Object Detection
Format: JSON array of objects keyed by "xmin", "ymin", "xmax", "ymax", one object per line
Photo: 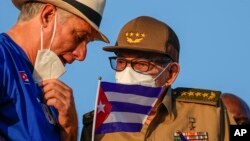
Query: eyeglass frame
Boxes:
[{"xmin": 108, "ymin": 56, "xmax": 172, "ymax": 74}]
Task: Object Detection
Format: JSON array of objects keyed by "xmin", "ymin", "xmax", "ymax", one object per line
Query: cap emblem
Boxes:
[{"xmin": 125, "ymin": 32, "xmax": 145, "ymax": 44}]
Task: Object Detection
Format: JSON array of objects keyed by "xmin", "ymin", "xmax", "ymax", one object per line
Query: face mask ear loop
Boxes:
[
  {"xmin": 153, "ymin": 63, "xmax": 171, "ymax": 81},
  {"xmin": 40, "ymin": 25, "xmax": 44, "ymax": 50},
  {"xmin": 48, "ymin": 12, "xmax": 57, "ymax": 51}
]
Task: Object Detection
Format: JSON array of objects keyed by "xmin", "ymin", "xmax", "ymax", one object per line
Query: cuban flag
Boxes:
[{"xmin": 92, "ymin": 81, "xmax": 163, "ymax": 136}]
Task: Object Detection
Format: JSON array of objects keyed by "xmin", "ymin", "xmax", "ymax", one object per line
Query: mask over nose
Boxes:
[
  {"xmin": 115, "ymin": 64, "xmax": 170, "ymax": 87},
  {"xmin": 32, "ymin": 13, "xmax": 66, "ymax": 83}
]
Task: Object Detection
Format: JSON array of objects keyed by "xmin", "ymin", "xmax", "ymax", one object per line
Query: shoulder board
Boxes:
[
  {"xmin": 173, "ymin": 87, "xmax": 221, "ymax": 106},
  {"xmin": 82, "ymin": 110, "xmax": 94, "ymax": 126}
]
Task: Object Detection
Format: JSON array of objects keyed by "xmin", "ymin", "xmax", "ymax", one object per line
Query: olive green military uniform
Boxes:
[{"xmin": 81, "ymin": 87, "xmax": 236, "ymax": 141}]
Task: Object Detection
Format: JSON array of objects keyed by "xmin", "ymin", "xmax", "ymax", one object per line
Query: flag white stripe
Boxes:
[
  {"xmin": 105, "ymin": 92, "xmax": 157, "ymax": 106},
  {"xmin": 103, "ymin": 112, "xmax": 147, "ymax": 124}
]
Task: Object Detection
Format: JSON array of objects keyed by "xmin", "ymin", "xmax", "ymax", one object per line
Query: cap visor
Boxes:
[{"xmin": 103, "ymin": 46, "xmax": 166, "ymax": 54}]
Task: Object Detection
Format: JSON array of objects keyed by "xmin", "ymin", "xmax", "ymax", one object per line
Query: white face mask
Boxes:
[
  {"xmin": 115, "ymin": 65, "xmax": 169, "ymax": 87},
  {"xmin": 32, "ymin": 13, "xmax": 66, "ymax": 83}
]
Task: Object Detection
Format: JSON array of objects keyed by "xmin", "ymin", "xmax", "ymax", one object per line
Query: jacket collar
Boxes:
[{"xmin": 159, "ymin": 87, "xmax": 176, "ymax": 121}]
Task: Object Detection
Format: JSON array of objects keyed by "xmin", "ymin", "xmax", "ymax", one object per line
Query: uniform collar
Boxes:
[{"xmin": 159, "ymin": 87, "xmax": 176, "ymax": 121}]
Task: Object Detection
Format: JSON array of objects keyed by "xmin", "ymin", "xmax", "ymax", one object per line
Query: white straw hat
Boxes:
[{"xmin": 12, "ymin": 0, "xmax": 109, "ymax": 43}]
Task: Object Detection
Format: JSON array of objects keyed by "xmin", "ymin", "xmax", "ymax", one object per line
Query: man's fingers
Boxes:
[
  {"xmin": 43, "ymin": 89, "xmax": 67, "ymax": 106},
  {"xmin": 46, "ymin": 98, "xmax": 63, "ymax": 109},
  {"xmin": 41, "ymin": 79, "xmax": 73, "ymax": 99}
]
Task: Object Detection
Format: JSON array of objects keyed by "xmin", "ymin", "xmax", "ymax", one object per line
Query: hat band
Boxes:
[{"xmin": 63, "ymin": 0, "xmax": 102, "ymax": 27}]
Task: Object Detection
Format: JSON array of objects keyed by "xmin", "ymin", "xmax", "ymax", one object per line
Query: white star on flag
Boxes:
[{"xmin": 97, "ymin": 101, "xmax": 105, "ymax": 113}]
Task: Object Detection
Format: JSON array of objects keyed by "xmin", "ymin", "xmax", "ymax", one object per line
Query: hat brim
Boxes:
[
  {"xmin": 103, "ymin": 45, "xmax": 168, "ymax": 55},
  {"xmin": 12, "ymin": 0, "xmax": 109, "ymax": 43}
]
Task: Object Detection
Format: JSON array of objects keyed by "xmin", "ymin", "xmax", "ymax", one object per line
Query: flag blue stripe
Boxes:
[
  {"xmin": 96, "ymin": 122, "xmax": 142, "ymax": 134},
  {"xmin": 110, "ymin": 101, "xmax": 152, "ymax": 114},
  {"xmin": 101, "ymin": 81, "xmax": 162, "ymax": 97}
]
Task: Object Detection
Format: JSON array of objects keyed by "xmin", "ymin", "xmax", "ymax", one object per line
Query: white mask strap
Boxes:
[
  {"xmin": 40, "ymin": 25, "xmax": 44, "ymax": 50},
  {"xmin": 40, "ymin": 12, "xmax": 57, "ymax": 51},
  {"xmin": 153, "ymin": 63, "xmax": 171, "ymax": 81},
  {"xmin": 48, "ymin": 13, "xmax": 57, "ymax": 51}
]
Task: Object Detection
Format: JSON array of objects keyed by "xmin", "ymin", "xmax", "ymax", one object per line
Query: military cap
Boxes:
[{"xmin": 103, "ymin": 16, "xmax": 180, "ymax": 62}]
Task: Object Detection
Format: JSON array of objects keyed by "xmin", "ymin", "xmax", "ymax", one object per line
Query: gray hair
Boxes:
[{"xmin": 17, "ymin": 2, "xmax": 73, "ymax": 23}]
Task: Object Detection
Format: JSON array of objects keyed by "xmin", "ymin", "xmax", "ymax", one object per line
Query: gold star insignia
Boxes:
[
  {"xmin": 135, "ymin": 32, "xmax": 140, "ymax": 37},
  {"xmin": 188, "ymin": 92, "xmax": 194, "ymax": 96},
  {"xmin": 126, "ymin": 32, "xmax": 145, "ymax": 44},
  {"xmin": 208, "ymin": 92, "xmax": 216, "ymax": 100},
  {"xmin": 195, "ymin": 92, "xmax": 202, "ymax": 97},
  {"xmin": 203, "ymin": 93, "xmax": 209, "ymax": 97},
  {"xmin": 181, "ymin": 92, "xmax": 187, "ymax": 96}
]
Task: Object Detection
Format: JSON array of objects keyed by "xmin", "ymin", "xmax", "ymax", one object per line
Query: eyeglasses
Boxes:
[{"xmin": 108, "ymin": 56, "xmax": 171, "ymax": 73}]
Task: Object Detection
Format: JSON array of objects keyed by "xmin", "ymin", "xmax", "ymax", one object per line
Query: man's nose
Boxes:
[{"xmin": 73, "ymin": 43, "xmax": 87, "ymax": 61}]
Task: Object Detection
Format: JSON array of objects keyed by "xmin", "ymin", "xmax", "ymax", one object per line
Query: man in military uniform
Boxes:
[{"xmin": 81, "ymin": 16, "xmax": 239, "ymax": 141}]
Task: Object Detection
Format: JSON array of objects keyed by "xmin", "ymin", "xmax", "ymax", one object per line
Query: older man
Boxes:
[
  {"xmin": 80, "ymin": 16, "xmax": 246, "ymax": 141},
  {"xmin": 0, "ymin": 0, "xmax": 108, "ymax": 141}
]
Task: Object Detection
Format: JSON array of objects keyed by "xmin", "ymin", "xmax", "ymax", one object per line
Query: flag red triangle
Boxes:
[{"xmin": 95, "ymin": 86, "xmax": 112, "ymax": 130}]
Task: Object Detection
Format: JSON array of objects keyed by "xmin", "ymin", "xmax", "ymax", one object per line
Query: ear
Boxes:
[
  {"xmin": 165, "ymin": 62, "xmax": 180, "ymax": 86},
  {"xmin": 40, "ymin": 4, "xmax": 57, "ymax": 28}
]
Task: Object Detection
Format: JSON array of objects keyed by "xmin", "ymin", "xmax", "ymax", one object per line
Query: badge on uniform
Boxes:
[
  {"xmin": 19, "ymin": 71, "xmax": 30, "ymax": 84},
  {"xmin": 174, "ymin": 131, "xmax": 209, "ymax": 141}
]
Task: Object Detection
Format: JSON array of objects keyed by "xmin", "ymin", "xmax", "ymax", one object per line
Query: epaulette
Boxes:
[
  {"xmin": 82, "ymin": 110, "xmax": 94, "ymax": 126},
  {"xmin": 173, "ymin": 87, "xmax": 221, "ymax": 106}
]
